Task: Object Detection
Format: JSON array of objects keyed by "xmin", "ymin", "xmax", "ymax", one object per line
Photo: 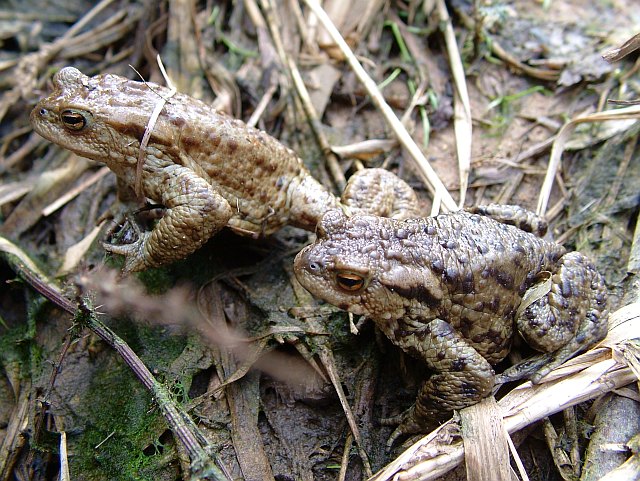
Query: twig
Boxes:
[
  {"xmin": 602, "ymin": 33, "xmax": 640, "ymax": 63},
  {"xmin": 435, "ymin": 0, "xmax": 472, "ymax": 207},
  {"xmin": 286, "ymin": 55, "xmax": 347, "ymax": 189},
  {"xmin": 450, "ymin": 7, "xmax": 560, "ymax": 83},
  {"xmin": 42, "ymin": 166, "xmax": 110, "ymax": 216},
  {"xmin": 59, "ymin": 431, "xmax": 70, "ymax": 481},
  {"xmin": 247, "ymin": 83, "xmax": 277, "ymax": 128},
  {"xmin": 1, "ymin": 132, "xmax": 44, "ymax": 171},
  {"xmin": 59, "ymin": 0, "xmax": 116, "ymax": 41}
]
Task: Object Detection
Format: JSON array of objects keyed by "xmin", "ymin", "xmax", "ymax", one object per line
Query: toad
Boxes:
[
  {"xmin": 31, "ymin": 67, "xmax": 420, "ymax": 272},
  {"xmin": 294, "ymin": 205, "xmax": 608, "ymax": 446}
]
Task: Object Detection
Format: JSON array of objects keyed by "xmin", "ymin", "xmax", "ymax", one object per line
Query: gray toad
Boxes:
[{"xmin": 294, "ymin": 205, "xmax": 608, "ymax": 446}]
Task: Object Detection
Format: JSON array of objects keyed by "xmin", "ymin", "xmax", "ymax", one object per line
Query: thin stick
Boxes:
[
  {"xmin": 42, "ymin": 166, "xmax": 110, "ymax": 216},
  {"xmin": 287, "ymin": 55, "xmax": 347, "ymax": 189},
  {"xmin": 61, "ymin": 0, "xmax": 116, "ymax": 41},
  {"xmin": 436, "ymin": 0, "xmax": 472, "ymax": 207}
]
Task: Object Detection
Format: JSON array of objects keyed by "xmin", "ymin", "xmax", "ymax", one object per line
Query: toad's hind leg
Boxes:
[
  {"xmin": 467, "ymin": 204, "xmax": 548, "ymax": 236},
  {"xmin": 341, "ymin": 168, "xmax": 422, "ymax": 220},
  {"xmin": 513, "ymin": 251, "xmax": 608, "ymax": 382},
  {"xmin": 384, "ymin": 319, "xmax": 495, "ymax": 448}
]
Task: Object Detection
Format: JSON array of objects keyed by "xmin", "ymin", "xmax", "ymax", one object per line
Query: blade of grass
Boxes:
[{"xmin": 436, "ymin": 0, "xmax": 472, "ymax": 208}]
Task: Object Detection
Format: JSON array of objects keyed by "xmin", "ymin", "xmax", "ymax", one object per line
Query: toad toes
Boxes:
[{"xmin": 294, "ymin": 206, "xmax": 608, "ymax": 446}]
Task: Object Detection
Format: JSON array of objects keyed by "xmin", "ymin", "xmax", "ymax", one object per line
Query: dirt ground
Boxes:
[{"xmin": 0, "ymin": 1, "xmax": 639, "ymax": 480}]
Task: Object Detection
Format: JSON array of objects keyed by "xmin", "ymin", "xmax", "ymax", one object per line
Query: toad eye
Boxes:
[
  {"xmin": 60, "ymin": 109, "xmax": 90, "ymax": 132},
  {"xmin": 336, "ymin": 272, "xmax": 365, "ymax": 292}
]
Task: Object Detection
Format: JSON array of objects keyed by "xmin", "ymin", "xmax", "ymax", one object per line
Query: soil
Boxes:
[{"xmin": 0, "ymin": 1, "xmax": 639, "ymax": 480}]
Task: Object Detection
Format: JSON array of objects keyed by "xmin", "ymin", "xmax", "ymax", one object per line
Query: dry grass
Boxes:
[{"xmin": 0, "ymin": 1, "xmax": 639, "ymax": 480}]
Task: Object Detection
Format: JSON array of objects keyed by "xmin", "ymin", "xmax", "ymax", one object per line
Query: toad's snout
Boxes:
[{"xmin": 293, "ymin": 245, "xmax": 319, "ymax": 279}]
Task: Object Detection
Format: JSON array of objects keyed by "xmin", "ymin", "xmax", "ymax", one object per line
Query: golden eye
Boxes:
[
  {"xmin": 336, "ymin": 272, "xmax": 365, "ymax": 292},
  {"xmin": 60, "ymin": 109, "xmax": 89, "ymax": 131}
]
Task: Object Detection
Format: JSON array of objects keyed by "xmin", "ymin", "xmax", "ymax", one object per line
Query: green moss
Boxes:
[
  {"xmin": 135, "ymin": 267, "xmax": 175, "ymax": 295},
  {"xmin": 0, "ymin": 292, "xmax": 49, "ymax": 389},
  {"xmin": 70, "ymin": 349, "xmax": 178, "ymax": 479},
  {"xmin": 134, "ymin": 324, "xmax": 188, "ymax": 367},
  {"xmin": 69, "ymin": 321, "xmax": 188, "ymax": 480},
  {"xmin": 0, "ymin": 322, "xmax": 30, "ymax": 367},
  {"xmin": 325, "ymin": 311, "xmax": 357, "ymax": 347}
]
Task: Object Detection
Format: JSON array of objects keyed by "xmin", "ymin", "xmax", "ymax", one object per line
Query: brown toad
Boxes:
[
  {"xmin": 30, "ymin": 67, "xmax": 420, "ymax": 272},
  {"xmin": 294, "ymin": 205, "xmax": 608, "ymax": 446}
]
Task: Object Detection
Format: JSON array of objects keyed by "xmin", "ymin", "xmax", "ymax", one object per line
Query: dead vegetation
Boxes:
[{"xmin": 0, "ymin": 1, "xmax": 640, "ymax": 480}]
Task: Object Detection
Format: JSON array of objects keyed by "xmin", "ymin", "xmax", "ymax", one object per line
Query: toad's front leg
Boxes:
[
  {"xmin": 384, "ymin": 318, "xmax": 495, "ymax": 448},
  {"xmin": 105, "ymin": 163, "xmax": 233, "ymax": 273}
]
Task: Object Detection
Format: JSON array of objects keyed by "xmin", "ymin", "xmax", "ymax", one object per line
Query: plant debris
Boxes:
[{"xmin": 1, "ymin": 1, "xmax": 639, "ymax": 480}]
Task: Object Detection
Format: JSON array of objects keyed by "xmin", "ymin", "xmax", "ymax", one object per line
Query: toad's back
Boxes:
[
  {"xmin": 298, "ymin": 210, "xmax": 567, "ymax": 363},
  {"xmin": 383, "ymin": 212, "xmax": 566, "ymax": 361}
]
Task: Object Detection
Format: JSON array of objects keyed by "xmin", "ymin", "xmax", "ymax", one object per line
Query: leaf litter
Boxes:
[{"xmin": 0, "ymin": 0, "xmax": 639, "ymax": 480}]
